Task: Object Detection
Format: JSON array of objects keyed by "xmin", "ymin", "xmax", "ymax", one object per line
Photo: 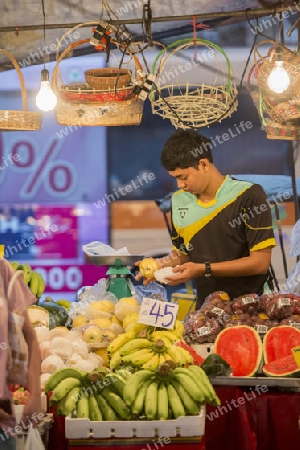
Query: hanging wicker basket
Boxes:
[
  {"xmin": 52, "ymin": 37, "xmax": 144, "ymax": 127},
  {"xmin": 0, "ymin": 49, "xmax": 42, "ymax": 131},
  {"xmin": 149, "ymin": 38, "xmax": 238, "ymax": 129}
]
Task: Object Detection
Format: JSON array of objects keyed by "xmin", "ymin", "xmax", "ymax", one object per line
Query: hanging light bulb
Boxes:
[
  {"xmin": 267, "ymin": 50, "xmax": 290, "ymax": 94},
  {"xmin": 36, "ymin": 68, "xmax": 57, "ymax": 112}
]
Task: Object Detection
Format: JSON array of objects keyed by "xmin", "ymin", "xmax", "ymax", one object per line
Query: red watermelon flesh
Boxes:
[
  {"xmin": 263, "ymin": 354, "xmax": 300, "ymax": 377},
  {"xmin": 214, "ymin": 325, "xmax": 262, "ymax": 376},
  {"xmin": 176, "ymin": 340, "xmax": 205, "ymax": 366},
  {"xmin": 263, "ymin": 326, "xmax": 300, "ymax": 364}
]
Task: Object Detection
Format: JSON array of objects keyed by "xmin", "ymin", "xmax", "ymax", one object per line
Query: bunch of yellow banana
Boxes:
[
  {"xmin": 109, "ymin": 332, "xmax": 193, "ymax": 371},
  {"xmin": 123, "ymin": 363, "xmax": 220, "ymax": 420},
  {"xmin": 9, "ymin": 261, "xmax": 45, "ymax": 298}
]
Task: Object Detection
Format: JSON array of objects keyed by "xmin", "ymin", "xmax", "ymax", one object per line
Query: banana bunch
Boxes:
[
  {"xmin": 45, "ymin": 367, "xmax": 133, "ymax": 421},
  {"xmin": 9, "ymin": 261, "xmax": 45, "ymax": 298},
  {"xmin": 123, "ymin": 363, "xmax": 220, "ymax": 420},
  {"xmin": 109, "ymin": 328, "xmax": 193, "ymax": 371}
]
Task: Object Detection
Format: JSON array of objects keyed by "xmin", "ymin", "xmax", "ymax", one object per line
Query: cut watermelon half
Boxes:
[
  {"xmin": 263, "ymin": 354, "xmax": 300, "ymax": 377},
  {"xmin": 214, "ymin": 325, "xmax": 262, "ymax": 376},
  {"xmin": 263, "ymin": 325, "xmax": 300, "ymax": 364}
]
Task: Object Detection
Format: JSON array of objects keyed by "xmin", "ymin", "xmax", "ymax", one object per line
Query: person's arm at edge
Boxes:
[{"xmin": 21, "ymin": 311, "xmax": 42, "ymax": 425}]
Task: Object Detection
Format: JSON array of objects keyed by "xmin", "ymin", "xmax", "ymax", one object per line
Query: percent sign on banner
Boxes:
[{"xmin": 0, "ymin": 134, "xmax": 76, "ymax": 200}]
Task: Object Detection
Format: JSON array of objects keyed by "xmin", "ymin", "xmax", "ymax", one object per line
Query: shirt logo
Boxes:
[{"xmin": 178, "ymin": 207, "xmax": 188, "ymax": 219}]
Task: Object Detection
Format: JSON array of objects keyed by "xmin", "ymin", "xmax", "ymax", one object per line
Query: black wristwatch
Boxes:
[{"xmin": 204, "ymin": 261, "xmax": 212, "ymax": 277}]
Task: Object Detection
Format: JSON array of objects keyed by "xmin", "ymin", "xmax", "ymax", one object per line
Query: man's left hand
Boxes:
[{"xmin": 165, "ymin": 262, "xmax": 203, "ymax": 285}]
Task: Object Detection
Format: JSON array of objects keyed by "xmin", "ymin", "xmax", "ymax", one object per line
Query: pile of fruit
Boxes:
[
  {"xmin": 183, "ymin": 290, "xmax": 300, "ymax": 346},
  {"xmin": 36, "ymin": 326, "xmax": 106, "ymax": 388},
  {"xmin": 11, "ymin": 386, "xmax": 30, "ymax": 405},
  {"xmin": 107, "ymin": 321, "xmax": 192, "ymax": 371},
  {"xmin": 68, "ymin": 297, "xmax": 142, "ymax": 348},
  {"xmin": 9, "ymin": 261, "xmax": 45, "ymax": 299},
  {"xmin": 123, "ymin": 362, "xmax": 219, "ymax": 420},
  {"xmin": 46, "ymin": 362, "xmax": 220, "ymax": 421}
]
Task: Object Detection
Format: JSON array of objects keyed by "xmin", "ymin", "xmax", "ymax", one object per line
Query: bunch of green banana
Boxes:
[
  {"xmin": 9, "ymin": 261, "xmax": 45, "ymax": 298},
  {"xmin": 45, "ymin": 366, "xmax": 133, "ymax": 421},
  {"xmin": 74, "ymin": 367, "xmax": 133, "ymax": 421},
  {"xmin": 123, "ymin": 363, "xmax": 220, "ymax": 421}
]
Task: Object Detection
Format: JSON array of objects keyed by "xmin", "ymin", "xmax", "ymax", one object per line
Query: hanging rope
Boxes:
[
  {"xmin": 191, "ymin": 15, "xmax": 210, "ymax": 61},
  {"xmin": 143, "ymin": 0, "xmax": 153, "ymax": 46},
  {"xmin": 41, "ymin": 0, "xmax": 47, "ymax": 67}
]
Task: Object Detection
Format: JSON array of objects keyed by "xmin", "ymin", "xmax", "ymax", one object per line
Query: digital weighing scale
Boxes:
[{"xmin": 86, "ymin": 255, "xmax": 143, "ymax": 300}]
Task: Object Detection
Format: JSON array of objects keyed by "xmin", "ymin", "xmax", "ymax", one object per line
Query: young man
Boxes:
[
  {"xmin": 139, "ymin": 129, "xmax": 276, "ymax": 308},
  {"xmin": 0, "ymin": 258, "xmax": 42, "ymax": 449}
]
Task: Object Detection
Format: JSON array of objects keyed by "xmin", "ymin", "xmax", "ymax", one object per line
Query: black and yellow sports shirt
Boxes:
[{"xmin": 171, "ymin": 175, "xmax": 276, "ymax": 308}]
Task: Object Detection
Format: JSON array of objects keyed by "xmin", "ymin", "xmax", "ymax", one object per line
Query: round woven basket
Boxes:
[
  {"xmin": 59, "ymin": 84, "xmax": 134, "ymax": 103},
  {"xmin": 84, "ymin": 68, "xmax": 132, "ymax": 90},
  {"xmin": 0, "ymin": 49, "xmax": 42, "ymax": 131},
  {"xmin": 52, "ymin": 37, "xmax": 144, "ymax": 127},
  {"xmin": 150, "ymin": 38, "xmax": 238, "ymax": 129}
]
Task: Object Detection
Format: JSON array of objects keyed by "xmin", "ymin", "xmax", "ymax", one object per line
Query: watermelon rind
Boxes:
[
  {"xmin": 262, "ymin": 354, "xmax": 300, "ymax": 377},
  {"xmin": 214, "ymin": 325, "xmax": 262, "ymax": 377},
  {"xmin": 262, "ymin": 325, "xmax": 300, "ymax": 364}
]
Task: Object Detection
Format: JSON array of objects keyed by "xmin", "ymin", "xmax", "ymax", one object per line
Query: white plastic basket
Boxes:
[{"xmin": 65, "ymin": 407, "xmax": 205, "ymax": 439}]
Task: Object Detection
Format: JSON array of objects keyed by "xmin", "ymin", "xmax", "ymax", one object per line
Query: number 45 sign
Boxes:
[{"xmin": 138, "ymin": 297, "xmax": 179, "ymax": 330}]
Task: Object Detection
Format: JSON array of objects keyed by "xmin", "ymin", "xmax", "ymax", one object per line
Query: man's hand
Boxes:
[
  {"xmin": 135, "ymin": 260, "xmax": 156, "ymax": 285},
  {"xmin": 165, "ymin": 262, "xmax": 203, "ymax": 285},
  {"xmin": 135, "ymin": 251, "xmax": 190, "ymax": 285}
]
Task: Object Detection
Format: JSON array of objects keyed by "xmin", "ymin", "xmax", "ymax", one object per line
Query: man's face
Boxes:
[{"xmin": 169, "ymin": 160, "xmax": 209, "ymax": 196}]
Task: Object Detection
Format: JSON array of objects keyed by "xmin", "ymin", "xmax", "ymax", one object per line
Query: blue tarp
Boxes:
[{"xmin": 232, "ymin": 174, "xmax": 300, "ymax": 202}]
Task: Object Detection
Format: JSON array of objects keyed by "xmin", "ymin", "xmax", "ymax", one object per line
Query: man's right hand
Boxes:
[{"xmin": 134, "ymin": 260, "xmax": 156, "ymax": 285}]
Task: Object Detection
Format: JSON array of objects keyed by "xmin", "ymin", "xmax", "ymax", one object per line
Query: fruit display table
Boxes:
[
  {"xmin": 206, "ymin": 385, "xmax": 300, "ymax": 450},
  {"xmin": 67, "ymin": 436, "xmax": 205, "ymax": 450},
  {"xmin": 48, "ymin": 385, "xmax": 300, "ymax": 450}
]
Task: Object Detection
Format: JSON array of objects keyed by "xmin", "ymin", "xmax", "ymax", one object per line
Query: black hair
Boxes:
[{"xmin": 160, "ymin": 129, "xmax": 213, "ymax": 171}]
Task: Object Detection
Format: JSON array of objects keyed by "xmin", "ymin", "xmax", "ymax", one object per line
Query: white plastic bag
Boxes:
[
  {"xmin": 289, "ymin": 219, "xmax": 300, "ymax": 257},
  {"xmin": 82, "ymin": 241, "xmax": 130, "ymax": 256},
  {"xmin": 24, "ymin": 425, "xmax": 45, "ymax": 450}
]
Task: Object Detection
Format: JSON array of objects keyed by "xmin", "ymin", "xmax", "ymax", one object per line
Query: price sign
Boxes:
[{"xmin": 138, "ymin": 297, "xmax": 179, "ymax": 330}]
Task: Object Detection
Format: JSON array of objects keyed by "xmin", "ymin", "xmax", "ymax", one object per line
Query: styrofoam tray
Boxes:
[{"xmin": 65, "ymin": 407, "xmax": 205, "ymax": 439}]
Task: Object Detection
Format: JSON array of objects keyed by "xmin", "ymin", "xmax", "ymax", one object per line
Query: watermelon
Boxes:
[
  {"xmin": 176, "ymin": 340, "xmax": 205, "ymax": 366},
  {"xmin": 263, "ymin": 325, "xmax": 300, "ymax": 364},
  {"xmin": 214, "ymin": 325, "xmax": 262, "ymax": 376},
  {"xmin": 262, "ymin": 354, "xmax": 300, "ymax": 377},
  {"xmin": 38, "ymin": 300, "xmax": 68, "ymax": 329}
]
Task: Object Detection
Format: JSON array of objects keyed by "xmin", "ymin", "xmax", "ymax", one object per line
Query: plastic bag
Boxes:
[
  {"xmin": 285, "ymin": 260, "xmax": 300, "ymax": 294},
  {"xmin": 183, "ymin": 312, "xmax": 221, "ymax": 344},
  {"xmin": 231, "ymin": 293, "xmax": 260, "ymax": 316},
  {"xmin": 24, "ymin": 425, "xmax": 45, "ymax": 450},
  {"xmin": 68, "ymin": 279, "xmax": 118, "ymax": 321},
  {"xmin": 289, "ymin": 219, "xmax": 300, "ymax": 257},
  {"xmin": 134, "ymin": 281, "xmax": 168, "ymax": 302},
  {"xmin": 82, "ymin": 241, "xmax": 130, "ymax": 257}
]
